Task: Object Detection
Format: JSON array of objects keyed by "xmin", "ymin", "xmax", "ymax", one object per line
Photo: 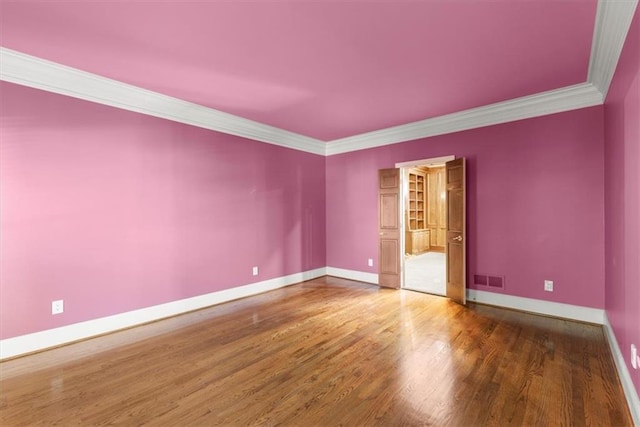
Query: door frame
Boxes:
[{"xmin": 395, "ymin": 156, "xmax": 455, "ymax": 291}]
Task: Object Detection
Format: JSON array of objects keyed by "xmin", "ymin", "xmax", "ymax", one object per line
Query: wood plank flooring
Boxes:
[{"xmin": 0, "ymin": 276, "xmax": 633, "ymax": 426}]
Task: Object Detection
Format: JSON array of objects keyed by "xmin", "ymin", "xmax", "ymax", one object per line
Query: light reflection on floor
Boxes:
[{"xmin": 398, "ymin": 290, "xmax": 455, "ymax": 423}]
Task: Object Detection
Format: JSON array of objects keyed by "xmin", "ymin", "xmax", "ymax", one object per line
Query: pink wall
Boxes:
[
  {"xmin": 604, "ymin": 7, "xmax": 640, "ymax": 397},
  {"xmin": 0, "ymin": 82, "xmax": 326, "ymax": 340},
  {"xmin": 327, "ymin": 106, "xmax": 605, "ymax": 309}
]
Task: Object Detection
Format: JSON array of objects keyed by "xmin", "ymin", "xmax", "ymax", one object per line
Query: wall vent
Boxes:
[
  {"xmin": 473, "ymin": 274, "xmax": 488, "ymax": 286},
  {"xmin": 487, "ymin": 276, "xmax": 504, "ymax": 288},
  {"xmin": 473, "ymin": 274, "xmax": 504, "ymax": 289}
]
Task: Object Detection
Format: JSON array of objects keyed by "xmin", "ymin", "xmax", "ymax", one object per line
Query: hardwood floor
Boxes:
[{"xmin": 0, "ymin": 277, "xmax": 632, "ymax": 426}]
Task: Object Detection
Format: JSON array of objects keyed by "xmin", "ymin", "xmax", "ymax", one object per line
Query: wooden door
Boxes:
[
  {"xmin": 445, "ymin": 158, "xmax": 466, "ymax": 304},
  {"xmin": 427, "ymin": 167, "xmax": 446, "ymax": 251},
  {"xmin": 378, "ymin": 169, "xmax": 401, "ymax": 289}
]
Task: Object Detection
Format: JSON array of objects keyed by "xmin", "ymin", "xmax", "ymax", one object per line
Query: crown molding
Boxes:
[
  {"xmin": 588, "ymin": 0, "xmax": 639, "ymax": 100},
  {"xmin": 326, "ymin": 0, "xmax": 636, "ymax": 156},
  {"xmin": 0, "ymin": 47, "xmax": 326, "ymax": 156},
  {"xmin": 325, "ymin": 83, "xmax": 603, "ymax": 156},
  {"xmin": 2, "ymin": 0, "xmax": 636, "ymax": 156}
]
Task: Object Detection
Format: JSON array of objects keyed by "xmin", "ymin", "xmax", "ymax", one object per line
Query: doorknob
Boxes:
[
  {"xmin": 379, "ymin": 232, "xmax": 384, "ymax": 236},
  {"xmin": 453, "ymin": 235, "xmax": 462, "ymax": 241}
]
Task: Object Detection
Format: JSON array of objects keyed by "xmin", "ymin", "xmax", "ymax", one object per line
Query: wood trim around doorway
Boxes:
[{"xmin": 395, "ymin": 155, "xmax": 455, "ymax": 169}]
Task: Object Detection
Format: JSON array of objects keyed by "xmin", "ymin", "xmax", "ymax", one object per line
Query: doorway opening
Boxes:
[{"xmin": 397, "ymin": 156, "xmax": 454, "ymax": 295}]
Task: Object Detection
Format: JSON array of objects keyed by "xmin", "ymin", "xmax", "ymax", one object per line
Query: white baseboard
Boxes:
[
  {"xmin": 467, "ymin": 289, "xmax": 605, "ymax": 324},
  {"xmin": 603, "ymin": 313, "xmax": 640, "ymax": 425},
  {"xmin": 324, "ymin": 269, "xmax": 605, "ymax": 324},
  {"xmin": 0, "ymin": 267, "xmax": 327, "ymax": 360},
  {"xmin": 326, "ymin": 267, "xmax": 378, "ymax": 284}
]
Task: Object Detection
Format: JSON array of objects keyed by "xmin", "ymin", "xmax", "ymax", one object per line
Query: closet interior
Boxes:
[{"xmin": 404, "ymin": 165, "xmax": 446, "ymax": 255}]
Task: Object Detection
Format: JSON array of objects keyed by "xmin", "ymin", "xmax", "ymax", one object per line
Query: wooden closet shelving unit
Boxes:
[{"xmin": 405, "ymin": 169, "xmax": 430, "ymax": 254}]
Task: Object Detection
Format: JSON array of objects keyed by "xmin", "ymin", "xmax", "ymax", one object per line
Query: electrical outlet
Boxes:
[
  {"xmin": 368, "ymin": 258, "xmax": 373, "ymax": 267},
  {"xmin": 51, "ymin": 300, "xmax": 64, "ymax": 315},
  {"xmin": 252, "ymin": 266, "xmax": 258, "ymax": 276},
  {"xmin": 632, "ymin": 344, "xmax": 638, "ymax": 370},
  {"xmin": 544, "ymin": 280, "xmax": 554, "ymax": 292}
]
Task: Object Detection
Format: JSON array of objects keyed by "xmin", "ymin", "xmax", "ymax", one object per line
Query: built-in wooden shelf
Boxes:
[{"xmin": 406, "ymin": 169, "xmax": 429, "ymax": 254}]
